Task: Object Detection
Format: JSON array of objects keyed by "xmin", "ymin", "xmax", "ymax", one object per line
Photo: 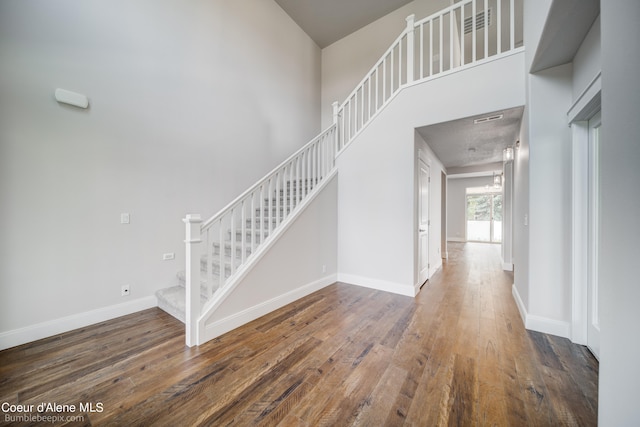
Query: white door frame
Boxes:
[
  {"xmin": 417, "ymin": 154, "xmax": 430, "ymax": 286},
  {"xmin": 568, "ymin": 73, "xmax": 601, "ymax": 346},
  {"xmin": 586, "ymin": 111, "xmax": 601, "ymax": 359}
]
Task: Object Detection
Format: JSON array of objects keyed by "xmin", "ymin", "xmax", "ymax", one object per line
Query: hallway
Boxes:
[
  {"xmin": 427, "ymin": 243, "xmax": 598, "ymax": 425},
  {"xmin": 0, "ymin": 243, "xmax": 597, "ymax": 425}
]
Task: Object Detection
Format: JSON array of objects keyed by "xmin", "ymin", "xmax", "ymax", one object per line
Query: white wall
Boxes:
[
  {"xmin": 518, "ymin": 0, "xmax": 601, "ymax": 341},
  {"xmin": 0, "ymin": 0, "xmax": 321, "ymax": 344},
  {"xmin": 513, "ymin": 0, "xmax": 575, "ymax": 338},
  {"xmin": 446, "ymin": 176, "xmax": 495, "ymax": 241},
  {"xmin": 512, "ymin": 0, "xmax": 555, "ymax": 329},
  {"xmin": 321, "ymin": 0, "xmax": 450, "ymax": 128},
  {"xmin": 337, "ymin": 52, "xmax": 525, "ymax": 297},
  {"xmin": 598, "ymin": 1, "xmax": 640, "ymax": 424},
  {"xmin": 572, "ymin": 15, "xmax": 601, "ymax": 101},
  {"xmin": 527, "ymin": 63, "xmax": 573, "ymax": 330}
]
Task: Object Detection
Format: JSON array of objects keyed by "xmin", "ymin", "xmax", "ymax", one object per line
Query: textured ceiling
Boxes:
[
  {"xmin": 274, "ymin": 0, "xmax": 413, "ymax": 48},
  {"xmin": 416, "ymin": 107, "xmax": 524, "ymax": 169}
]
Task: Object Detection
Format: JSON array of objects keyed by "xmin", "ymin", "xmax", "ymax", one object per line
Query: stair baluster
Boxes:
[{"xmin": 175, "ymin": 126, "xmax": 337, "ymax": 346}]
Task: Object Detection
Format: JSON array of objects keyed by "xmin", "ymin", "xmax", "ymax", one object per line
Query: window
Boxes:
[{"xmin": 466, "ymin": 187, "xmax": 502, "ymax": 243}]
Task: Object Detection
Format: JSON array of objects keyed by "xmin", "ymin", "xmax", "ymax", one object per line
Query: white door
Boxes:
[
  {"xmin": 587, "ymin": 112, "xmax": 601, "ymax": 359},
  {"xmin": 418, "ymin": 159, "xmax": 430, "ymax": 285}
]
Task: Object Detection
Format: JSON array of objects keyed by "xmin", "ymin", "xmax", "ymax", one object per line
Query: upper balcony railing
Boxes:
[{"xmin": 334, "ymin": 0, "xmax": 523, "ymax": 153}]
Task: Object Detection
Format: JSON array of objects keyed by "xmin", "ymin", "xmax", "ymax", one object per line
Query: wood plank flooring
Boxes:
[{"xmin": 0, "ymin": 242, "xmax": 598, "ymax": 426}]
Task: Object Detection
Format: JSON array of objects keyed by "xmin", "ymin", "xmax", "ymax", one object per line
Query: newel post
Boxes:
[
  {"xmin": 183, "ymin": 214, "xmax": 202, "ymax": 347},
  {"xmin": 406, "ymin": 14, "xmax": 415, "ymax": 84}
]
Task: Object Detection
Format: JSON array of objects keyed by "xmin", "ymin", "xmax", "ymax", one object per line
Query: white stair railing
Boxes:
[
  {"xmin": 335, "ymin": 0, "xmax": 521, "ymax": 154},
  {"xmin": 183, "ymin": 125, "xmax": 337, "ymax": 346}
]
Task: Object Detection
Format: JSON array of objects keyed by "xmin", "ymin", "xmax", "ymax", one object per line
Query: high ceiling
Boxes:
[
  {"xmin": 275, "ymin": 0, "xmax": 524, "ymax": 172},
  {"xmin": 416, "ymin": 107, "xmax": 524, "ymax": 169},
  {"xmin": 274, "ymin": 0, "xmax": 413, "ymax": 48}
]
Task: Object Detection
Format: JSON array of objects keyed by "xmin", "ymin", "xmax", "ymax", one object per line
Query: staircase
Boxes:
[
  {"xmin": 155, "ymin": 0, "xmax": 522, "ymax": 347},
  {"xmin": 152, "ymin": 121, "xmax": 337, "ymax": 348},
  {"xmin": 156, "ymin": 180, "xmax": 312, "ymax": 323}
]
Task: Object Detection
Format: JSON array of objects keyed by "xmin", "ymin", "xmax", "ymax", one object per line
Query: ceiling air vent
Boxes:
[
  {"xmin": 474, "ymin": 113, "xmax": 503, "ymax": 124},
  {"xmin": 464, "ymin": 8, "xmax": 492, "ymax": 34}
]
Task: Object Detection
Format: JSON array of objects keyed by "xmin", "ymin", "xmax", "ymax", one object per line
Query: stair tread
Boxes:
[
  {"xmin": 177, "ymin": 270, "xmax": 219, "ymax": 286},
  {"xmin": 156, "ymin": 285, "xmax": 209, "ymax": 324}
]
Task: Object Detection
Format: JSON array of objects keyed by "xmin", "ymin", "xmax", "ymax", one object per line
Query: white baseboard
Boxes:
[
  {"xmin": 526, "ymin": 314, "xmax": 571, "ymax": 339},
  {"xmin": 511, "ymin": 284, "xmax": 570, "ymax": 339},
  {"xmin": 0, "ymin": 296, "xmax": 157, "ymax": 351},
  {"xmin": 502, "ymin": 262, "xmax": 514, "ymax": 271},
  {"xmin": 430, "ymin": 259, "xmax": 443, "ymax": 278},
  {"xmin": 338, "ymin": 273, "xmax": 416, "ymax": 297},
  {"xmin": 202, "ymin": 274, "xmax": 336, "ymax": 343},
  {"xmin": 448, "ymin": 237, "xmax": 466, "ymax": 242},
  {"xmin": 512, "ymin": 283, "xmax": 527, "ymax": 325}
]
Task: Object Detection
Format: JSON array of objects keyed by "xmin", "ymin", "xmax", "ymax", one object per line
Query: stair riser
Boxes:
[
  {"xmin": 250, "ymin": 186, "xmax": 313, "ymax": 205},
  {"xmin": 176, "ymin": 274, "xmax": 219, "ymax": 297},
  {"xmin": 156, "ymin": 286, "xmax": 210, "ymax": 324},
  {"xmin": 245, "ymin": 218, "xmax": 279, "ymax": 229},
  {"xmin": 283, "ymin": 179, "xmax": 316, "ymax": 187},
  {"xmin": 200, "ymin": 259, "xmax": 236, "ymax": 277},
  {"xmin": 227, "ymin": 230, "xmax": 269, "ymax": 244},
  {"xmin": 268, "ymin": 191, "xmax": 312, "ymax": 201},
  {"xmin": 255, "ymin": 209, "xmax": 292, "ymax": 218},
  {"xmin": 213, "ymin": 243, "xmax": 252, "ymax": 258}
]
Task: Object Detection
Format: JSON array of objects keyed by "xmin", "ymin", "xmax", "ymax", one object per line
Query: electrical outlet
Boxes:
[
  {"xmin": 121, "ymin": 285, "xmax": 130, "ymax": 296},
  {"xmin": 322, "ymin": 265, "xmax": 326, "ymax": 273},
  {"xmin": 120, "ymin": 213, "xmax": 130, "ymax": 224},
  {"xmin": 163, "ymin": 253, "xmax": 175, "ymax": 260}
]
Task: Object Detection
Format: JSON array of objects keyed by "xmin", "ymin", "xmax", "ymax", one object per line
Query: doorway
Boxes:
[
  {"xmin": 587, "ymin": 111, "xmax": 601, "ymax": 359},
  {"xmin": 568, "ymin": 75, "xmax": 601, "ymax": 354},
  {"xmin": 418, "ymin": 157, "xmax": 430, "ymax": 285},
  {"xmin": 466, "ymin": 190, "xmax": 502, "ymax": 243}
]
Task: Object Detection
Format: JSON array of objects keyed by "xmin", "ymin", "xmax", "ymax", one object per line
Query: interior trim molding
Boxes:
[
  {"xmin": 568, "ymin": 78, "xmax": 601, "ymax": 346},
  {"xmin": 512, "ymin": 283, "xmax": 527, "ymax": 325},
  {"xmin": 447, "ymin": 237, "xmax": 466, "ymax": 242},
  {"xmin": 567, "ymin": 73, "xmax": 601, "ymax": 123},
  {"xmin": 430, "ymin": 259, "xmax": 443, "ymax": 278},
  {"xmin": 512, "ymin": 284, "xmax": 571, "ymax": 339},
  {"xmin": 0, "ymin": 296, "xmax": 157, "ymax": 351},
  {"xmin": 202, "ymin": 274, "xmax": 337, "ymax": 343},
  {"xmin": 526, "ymin": 314, "xmax": 571, "ymax": 339},
  {"xmin": 338, "ymin": 273, "xmax": 417, "ymax": 297}
]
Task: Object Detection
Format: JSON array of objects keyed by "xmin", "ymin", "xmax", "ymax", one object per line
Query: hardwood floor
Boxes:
[{"xmin": 0, "ymin": 242, "xmax": 598, "ymax": 426}]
